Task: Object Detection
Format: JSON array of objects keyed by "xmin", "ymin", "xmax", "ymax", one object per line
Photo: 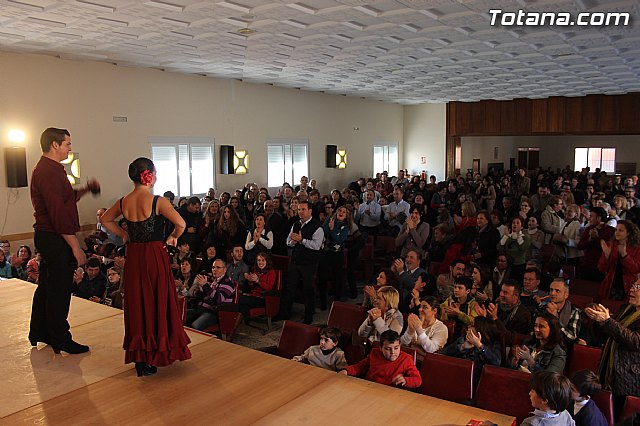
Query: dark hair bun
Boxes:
[{"xmin": 128, "ymin": 157, "xmax": 155, "ymax": 184}]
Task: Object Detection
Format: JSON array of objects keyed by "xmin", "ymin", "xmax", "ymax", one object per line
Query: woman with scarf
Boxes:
[{"xmin": 586, "ymin": 279, "xmax": 640, "ymax": 418}]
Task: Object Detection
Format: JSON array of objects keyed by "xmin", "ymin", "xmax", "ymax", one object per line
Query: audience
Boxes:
[
  {"xmin": 10, "ymin": 166, "xmax": 640, "ymax": 422},
  {"xmin": 568, "ymin": 369, "xmax": 608, "ymax": 426}
]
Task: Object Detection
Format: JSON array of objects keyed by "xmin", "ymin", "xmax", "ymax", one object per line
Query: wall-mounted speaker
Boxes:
[
  {"xmin": 5, "ymin": 147, "xmax": 27, "ymax": 188},
  {"xmin": 326, "ymin": 145, "xmax": 337, "ymax": 168},
  {"xmin": 220, "ymin": 145, "xmax": 235, "ymax": 175}
]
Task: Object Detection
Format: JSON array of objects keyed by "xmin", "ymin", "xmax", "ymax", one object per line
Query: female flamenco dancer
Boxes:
[{"xmin": 101, "ymin": 157, "xmax": 191, "ymax": 377}]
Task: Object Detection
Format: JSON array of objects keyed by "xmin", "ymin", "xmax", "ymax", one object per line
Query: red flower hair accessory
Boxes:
[{"xmin": 140, "ymin": 169, "xmax": 153, "ymax": 185}]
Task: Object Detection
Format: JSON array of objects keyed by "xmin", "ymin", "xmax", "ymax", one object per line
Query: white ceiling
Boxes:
[{"xmin": 1, "ymin": 0, "xmax": 639, "ymax": 104}]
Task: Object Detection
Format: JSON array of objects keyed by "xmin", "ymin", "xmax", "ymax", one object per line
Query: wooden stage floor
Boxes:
[{"xmin": 1, "ymin": 279, "xmax": 515, "ymax": 425}]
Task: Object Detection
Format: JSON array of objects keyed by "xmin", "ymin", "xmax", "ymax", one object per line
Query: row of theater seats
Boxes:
[{"xmin": 272, "ymin": 301, "xmax": 639, "ymax": 425}]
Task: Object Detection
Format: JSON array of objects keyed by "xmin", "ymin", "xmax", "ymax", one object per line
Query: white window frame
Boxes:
[
  {"xmin": 574, "ymin": 147, "xmax": 616, "ymax": 173},
  {"xmin": 149, "ymin": 136, "xmax": 215, "ymax": 198},
  {"xmin": 266, "ymin": 138, "xmax": 309, "ymax": 188},
  {"xmin": 373, "ymin": 144, "xmax": 399, "ymax": 176}
]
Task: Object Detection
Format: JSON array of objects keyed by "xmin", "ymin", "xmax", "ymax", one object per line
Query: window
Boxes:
[
  {"xmin": 373, "ymin": 144, "xmax": 398, "ymax": 176},
  {"xmin": 149, "ymin": 136, "xmax": 215, "ymax": 197},
  {"xmin": 574, "ymin": 147, "xmax": 615, "ymax": 173},
  {"xmin": 266, "ymin": 139, "xmax": 309, "ymax": 188}
]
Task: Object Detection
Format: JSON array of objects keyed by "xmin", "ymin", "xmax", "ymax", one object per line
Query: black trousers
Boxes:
[
  {"xmin": 29, "ymin": 231, "xmax": 76, "ymax": 347},
  {"xmin": 280, "ymin": 262, "xmax": 318, "ymax": 320}
]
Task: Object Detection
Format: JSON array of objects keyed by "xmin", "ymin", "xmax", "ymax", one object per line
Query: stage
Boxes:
[{"xmin": 1, "ymin": 279, "xmax": 515, "ymax": 425}]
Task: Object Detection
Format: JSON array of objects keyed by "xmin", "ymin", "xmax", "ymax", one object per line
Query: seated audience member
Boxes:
[
  {"xmin": 597, "ymin": 219, "xmax": 640, "ymax": 301},
  {"xmin": 363, "ymin": 269, "xmax": 399, "ymax": 310},
  {"xmin": 238, "ymin": 252, "xmax": 276, "ymax": 316},
  {"xmin": 244, "ymin": 213, "xmax": 273, "ymax": 266},
  {"xmin": 497, "ymin": 371, "xmax": 575, "ymax": 426},
  {"xmin": 227, "ymin": 245, "xmax": 250, "ymax": 290},
  {"xmin": 576, "ymin": 207, "xmax": 614, "ymax": 282},
  {"xmin": 568, "ymin": 369, "xmax": 608, "ymax": 426},
  {"xmin": 426, "ymin": 223, "xmax": 451, "ymax": 264},
  {"xmin": 492, "ymin": 253, "xmax": 511, "ymax": 295},
  {"xmin": 520, "ymin": 267, "xmax": 548, "ymax": 313},
  {"xmin": 171, "ymin": 240, "xmax": 192, "ymax": 275},
  {"xmin": 476, "ymin": 280, "xmax": 532, "ymax": 339},
  {"xmin": 395, "ymin": 204, "xmax": 430, "ymax": 259},
  {"xmin": 358, "ymin": 286, "xmax": 403, "ymax": 342},
  {"xmin": 441, "ymin": 316, "xmax": 502, "ymax": 385},
  {"xmin": 72, "ymin": 257, "xmax": 107, "ymax": 302},
  {"xmin": 340, "ymin": 330, "xmax": 422, "ymax": 389},
  {"xmin": 440, "ymin": 276, "xmax": 478, "ymax": 337},
  {"xmin": 474, "ymin": 210, "xmax": 500, "ymax": 268},
  {"xmin": 104, "ymin": 266, "xmax": 123, "ymax": 309},
  {"xmin": 198, "ymin": 243, "xmax": 220, "ymax": 274},
  {"xmin": 186, "ymin": 259, "xmax": 235, "ymax": 331},
  {"xmin": 0, "ymin": 248, "xmax": 13, "ymax": 278},
  {"xmin": 498, "ymin": 216, "xmax": 530, "ymax": 282},
  {"xmin": 436, "ymin": 258, "xmax": 466, "ymax": 300},
  {"xmin": 175, "ymin": 258, "xmax": 196, "ymax": 296},
  {"xmin": 26, "ymin": 249, "xmax": 41, "ymax": 283},
  {"xmin": 526, "ymin": 215, "xmax": 545, "ymax": 262},
  {"xmin": 546, "ymin": 278, "xmax": 581, "ymax": 344},
  {"xmin": 470, "ymin": 262, "xmax": 493, "ymax": 303},
  {"xmin": 391, "ymin": 250, "xmax": 426, "ymax": 294},
  {"xmin": 511, "ymin": 313, "xmax": 566, "ymax": 374},
  {"xmin": 11, "ymin": 244, "xmax": 32, "ymax": 281},
  {"xmin": 404, "ymin": 272, "xmax": 437, "ymax": 314},
  {"xmin": 292, "ymin": 327, "xmax": 347, "ymax": 372},
  {"xmin": 400, "ymin": 296, "xmax": 448, "ymax": 353}
]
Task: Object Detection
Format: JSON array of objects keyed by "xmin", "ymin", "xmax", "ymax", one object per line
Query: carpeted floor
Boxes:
[{"xmin": 231, "ymin": 286, "xmax": 365, "ymax": 350}]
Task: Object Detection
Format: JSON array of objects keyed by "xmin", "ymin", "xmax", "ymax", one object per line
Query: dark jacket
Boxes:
[
  {"xmin": 595, "ymin": 307, "xmax": 640, "ymax": 396},
  {"xmin": 568, "ymin": 399, "xmax": 608, "ymax": 426}
]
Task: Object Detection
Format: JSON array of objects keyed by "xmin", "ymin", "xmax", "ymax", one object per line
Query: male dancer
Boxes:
[{"xmin": 29, "ymin": 127, "xmax": 100, "ymax": 354}]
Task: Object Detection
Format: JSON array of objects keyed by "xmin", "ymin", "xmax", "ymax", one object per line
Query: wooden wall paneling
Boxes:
[
  {"xmin": 564, "ymin": 97, "xmax": 583, "ymax": 133},
  {"xmin": 598, "ymin": 95, "xmax": 619, "ymax": 133},
  {"xmin": 483, "ymin": 100, "xmax": 501, "ymax": 134},
  {"xmin": 454, "ymin": 102, "xmax": 474, "ymax": 136},
  {"xmin": 531, "ymin": 98, "xmax": 548, "ymax": 133},
  {"xmin": 581, "ymin": 95, "xmax": 600, "ymax": 133},
  {"xmin": 618, "ymin": 94, "xmax": 640, "ymax": 133},
  {"xmin": 546, "ymin": 97, "xmax": 565, "ymax": 134}
]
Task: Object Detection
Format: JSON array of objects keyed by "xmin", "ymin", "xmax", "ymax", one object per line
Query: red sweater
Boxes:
[
  {"xmin": 345, "ymin": 348, "xmax": 422, "ymax": 389},
  {"xmin": 248, "ymin": 269, "xmax": 276, "ymax": 297}
]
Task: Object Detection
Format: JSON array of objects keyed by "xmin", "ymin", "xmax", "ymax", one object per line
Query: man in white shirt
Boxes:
[
  {"xmin": 356, "ymin": 190, "xmax": 381, "ymax": 236},
  {"xmin": 384, "ymin": 185, "xmax": 410, "ymax": 234}
]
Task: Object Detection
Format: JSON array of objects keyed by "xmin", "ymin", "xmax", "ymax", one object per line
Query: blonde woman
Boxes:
[{"xmin": 358, "ymin": 285, "xmax": 403, "ymax": 342}]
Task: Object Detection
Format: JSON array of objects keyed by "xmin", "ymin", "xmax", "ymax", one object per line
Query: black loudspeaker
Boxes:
[
  {"xmin": 220, "ymin": 145, "xmax": 234, "ymax": 175},
  {"xmin": 326, "ymin": 145, "xmax": 337, "ymax": 168},
  {"xmin": 5, "ymin": 147, "xmax": 27, "ymax": 188}
]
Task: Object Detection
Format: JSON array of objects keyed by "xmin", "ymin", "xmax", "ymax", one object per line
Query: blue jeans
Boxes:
[{"xmin": 186, "ymin": 308, "xmax": 218, "ymax": 331}]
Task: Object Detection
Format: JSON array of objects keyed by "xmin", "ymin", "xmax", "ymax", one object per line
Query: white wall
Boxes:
[
  {"xmin": 0, "ymin": 52, "xmax": 403, "ymax": 235},
  {"xmin": 403, "ymin": 104, "xmax": 447, "ymax": 181},
  {"xmin": 461, "ymin": 135, "xmax": 640, "ymax": 175}
]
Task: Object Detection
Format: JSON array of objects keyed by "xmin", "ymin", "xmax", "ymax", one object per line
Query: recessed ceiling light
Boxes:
[
  {"xmin": 241, "ymin": 14, "xmax": 256, "ymax": 20},
  {"xmin": 237, "ymin": 28, "xmax": 256, "ymax": 35}
]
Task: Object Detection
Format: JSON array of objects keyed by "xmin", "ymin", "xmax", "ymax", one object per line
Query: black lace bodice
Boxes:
[{"xmin": 121, "ymin": 195, "xmax": 166, "ymax": 243}]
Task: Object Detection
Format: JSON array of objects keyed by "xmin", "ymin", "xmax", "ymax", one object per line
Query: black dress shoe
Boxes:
[
  {"xmin": 52, "ymin": 340, "xmax": 90, "ymax": 354},
  {"xmin": 135, "ymin": 362, "xmax": 157, "ymax": 377}
]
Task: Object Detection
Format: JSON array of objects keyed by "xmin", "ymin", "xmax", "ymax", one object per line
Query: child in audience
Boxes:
[
  {"xmin": 292, "ymin": 327, "xmax": 347, "ymax": 372},
  {"xmin": 568, "ymin": 369, "xmax": 607, "ymax": 426},
  {"xmin": 522, "ymin": 370, "xmax": 575, "ymax": 426},
  {"xmin": 339, "ymin": 330, "xmax": 421, "ymax": 389},
  {"xmin": 484, "ymin": 371, "xmax": 575, "ymax": 426}
]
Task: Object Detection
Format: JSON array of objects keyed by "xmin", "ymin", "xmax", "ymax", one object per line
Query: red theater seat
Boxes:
[
  {"xmin": 247, "ymin": 270, "xmax": 283, "ymax": 333},
  {"xmin": 276, "ymin": 320, "xmax": 321, "ymax": 360},
  {"xmin": 592, "ymin": 390, "xmax": 614, "ymax": 426},
  {"xmin": 475, "ymin": 365, "xmax": 532, "ymax": 424},
  {"xmin": 418, "ymin": 352, "xmax": 475, "ymax": 403},
  {"xmin": 565, "ymin": 344, "xmax": 602, "ymax": 378},
  {"xmin": 621, "ymin": 395, "xmax": 640, "ymax": 421}
]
